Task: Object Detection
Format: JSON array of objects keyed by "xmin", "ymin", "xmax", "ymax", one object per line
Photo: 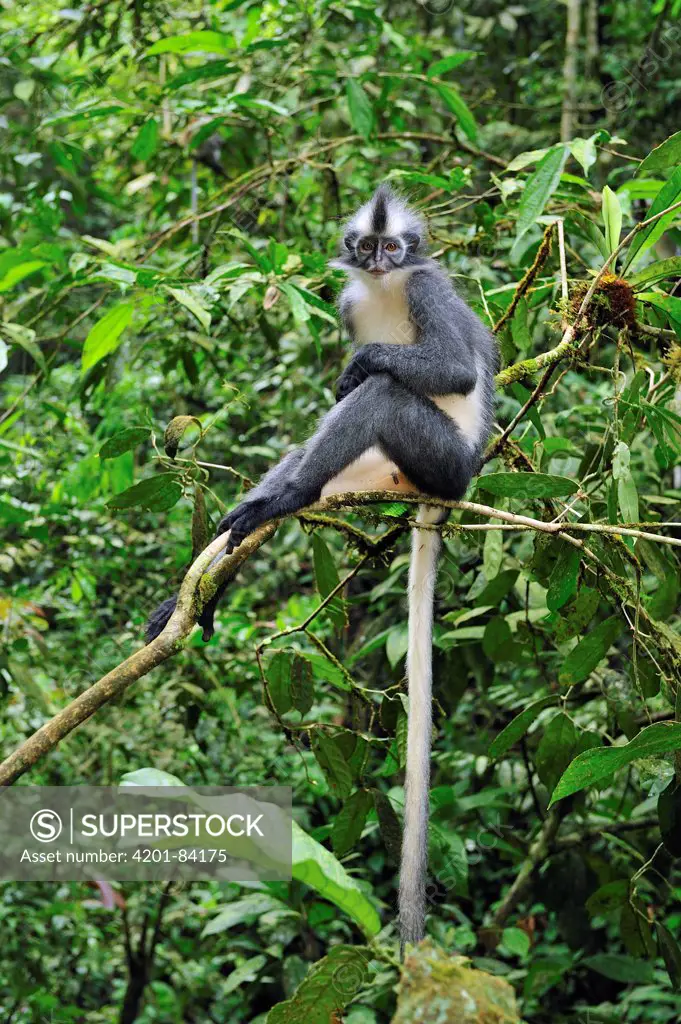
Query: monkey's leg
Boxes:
[
  {"xmin": 219, "ymin": 376, "xmax": 476, "ymax": 552},
  {"xmin": 218, "ymin": 376, "xmax": 398, "ymax": 550},
  {"xmin": 145, "ymin": 452, "xmax": 306, "ymax": 643}
]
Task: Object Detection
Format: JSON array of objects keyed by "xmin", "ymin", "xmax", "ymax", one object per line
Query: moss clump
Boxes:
[
  {"xmin": 392, "ymin": 940, "xmax": 520, "ymax": 1024},
  {"xmin": 662, "ymin": 342, "xmax": 681, "ymax": 383},
  {"xmin": 570, "ymin": 273, "xmax": 637, "ymax": 331}
]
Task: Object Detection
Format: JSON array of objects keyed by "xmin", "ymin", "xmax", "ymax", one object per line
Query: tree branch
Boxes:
[{"xmin": 5, "ymin": 488, "xmax": 681, "ymax": 785}]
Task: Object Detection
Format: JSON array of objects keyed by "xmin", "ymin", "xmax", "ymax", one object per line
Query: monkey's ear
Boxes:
[
  {"xmin": 403, "ymin": 231, "xmax": 420, "ymax": 252},
  {"xmin": 344, "ymin": 232, "xmax": 358, "ymax": 250}
]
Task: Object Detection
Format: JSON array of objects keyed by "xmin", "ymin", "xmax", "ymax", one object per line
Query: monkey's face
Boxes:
[{"xmin": 333, "ymin": 231, "xmax": 423, "ymax": 277}]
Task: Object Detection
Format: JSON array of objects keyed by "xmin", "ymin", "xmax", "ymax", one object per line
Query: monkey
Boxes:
[{"xmin": 146, "ymin": 184, "xmax": 498, "ymax": 949}]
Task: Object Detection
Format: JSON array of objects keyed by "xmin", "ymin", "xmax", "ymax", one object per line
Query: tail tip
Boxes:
[{"xmin": 145, "ymin": 596, "xmax": 178, "ymax": 644}]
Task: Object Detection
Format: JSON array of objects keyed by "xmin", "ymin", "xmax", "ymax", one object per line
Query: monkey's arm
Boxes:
[{"xmin": 338, "ymin": 271, "xmax": 483, "ymax": 398}]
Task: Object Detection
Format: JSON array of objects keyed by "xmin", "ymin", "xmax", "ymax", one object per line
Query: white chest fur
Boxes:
[
  {"xmin": 344, "ymin": 271, "xmax": 483, "ymax": 448},
  {"xmin": 346, "ymin": 273, "xmax": 416, "ymax": 347}
]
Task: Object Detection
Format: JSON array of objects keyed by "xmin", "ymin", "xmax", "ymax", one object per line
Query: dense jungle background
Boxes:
[{"xmin": 4, "ymin": 0, "xmax": 681, "ymax": 1020}]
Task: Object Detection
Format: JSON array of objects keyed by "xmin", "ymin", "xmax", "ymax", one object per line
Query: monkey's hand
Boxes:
[{"xmin": 335, "ymin": 359, "xmax": 369, "ymax": 402}]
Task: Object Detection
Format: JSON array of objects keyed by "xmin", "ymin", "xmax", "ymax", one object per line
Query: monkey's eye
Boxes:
[
  {"xmin": 384, "ymin": 241, "xmax": 398, "ymax": 253},
  {"xmin": 360, "ymin": 240, "xmax": 374, "ymax": 252}
]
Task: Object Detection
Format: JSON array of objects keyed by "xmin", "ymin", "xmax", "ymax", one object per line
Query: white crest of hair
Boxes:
[
  {"xmin": 399, "ymin": 502, "xmax": 444, "ymax": 948},
  {"xmin": 346, "ymin": 183, "xmax": 425, "ymax": 240}
]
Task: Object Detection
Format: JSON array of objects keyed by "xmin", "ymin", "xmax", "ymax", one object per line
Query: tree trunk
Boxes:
[
  {"xmin": 585, "ymin": 0, "xmax": 598, "ymax": 79},
  {"xmin": 560, "ymin": 0, "xmax": 582, "ymax": 142},
  {"xmin": 119, "ymin": 964, "xmax": 148, "ymax": 1024}
]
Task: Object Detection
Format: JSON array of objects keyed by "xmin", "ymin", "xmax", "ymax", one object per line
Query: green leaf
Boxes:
[
  {"xmin": 473, "ymin": 568, "xmax": 519, "ymax": 606},
  {"xmin": 601, "ymin": 186, "xmax": 622, "ymax": 254},
  {"xmin": 568, "ymin": 135, "xmax": 598, "ymax": 176},
  {"xmin": 568, "ymin": 211, "xmax": 610, "ymax": 261},
  {"xmin": 621, "ymin": 898, "xmax": 657, "ymax": 960},
  {"xmin": 146, "ymin": 31, "xmax": 234, "ymax": 56},
  {"xmin": 427, "ymin": 52, "xmax": 477, "ymax": 77},
  {"xmin": 14, "ymin": 79, "xmax": 35, "ymax": 102},
  {"xmin": 289, "ymin": 655, "xmax": 314, "ymax": 716},
  {"xmin": 639, "ymin": 130, "xmax": 681, "ymax": 175},
  {"xmin": 287, "ymin": 284, "xmax": 338, "ymax": 325},
  {"xmin": 131, "ymin": 118, "xmax": 159, "ymax": 161},
  {"xmin": 502, "ymin": 927, "xmax": 530, "ymax": 958},
  {"xmin": 166, "ymin": 287, "xmax": 211, "ymax": 330},
  {"xmin": 536, "ymin": 713, "xmax": 578, "ymax": 792},
  {"xmin": 291, "ymin": 825, "xmax": 381, "ymax": 936},
  {"xmin": 550, "ymin": 721, "xmax": 681, "ymax": 805},
  {"xmin": 483, "ymin": 526, "xmax": 503, "ymax": 580},
  {"xmin": 612, "ymin": 439, "xmax": 630, "ymax": 480},
  {"xmin": 331, "ymin": 789, "xmax": 373, "ymax": 857},
  {"xmin": 311, "ymin": 533, "xmax": 346, "ymax": 631},
  {"xmin": 98, "ymin": 427, "xmax": 150, "ymax": 459},
  {"xmin": 623, "ymin": 165, "xmax": 681, "ymax": 271},
  {"xmin": 510, "ymin": 297, "xmax": 530, "ymax": 356},
  {"xmin": 223, "ymin": 955, "xmax": 267, "ymax": 995},
  {"xmin": 555, "ymin": 586, "xmax": 599, "ymax": 642},
  {"xmin": 0, "ymin": 322, "xmax": 46, "ymax": 372},
  {"xmin": 657, "ymin": 923, "xmax": 681, "ymax": 990},
  {"xmin": 81, "ymin": 302, "xmax": 134, "ymax": 372},
  {"xmin": 203, "ymin": 894, "xmax": 291, "ymax": 936},
  {"xmin": 312, "ymin": 734, "xmax": 353, "ymax": 799},
  {"xmin": 279, "ymin": 281, "xmax": 311, "ymax": 325},
  {"xmin": 372, "ymin": 790, "xmax": 402, "ymax": 861},
  {"xmin": 628, "ymin": 256, "xmax": 681, "ymax": 289},
  {"xmin": 617, "ymin": 472, "xmax": 639, "ymax": 523},
  {"xmin": 267, "ymin": 651, "xmax": 315, "ymax": 718},
  {"xmin": 0, "ymin": 260, "xmax": 47, "ymax": 292},
  {"xmin": 386, "ymin": 623, "xmax": 409, "ymax": 667},
  {"xmin": 658, "ymin": 778, "xmax": 681, "ymax": 856},
  {"xmin": 638, "ymin": 291, "xmax": 681, "ymax": 327},
  {"xmin": 107, "ymin": 473, "xmax": 182, "ymax": 512},
  {"xmin": 267, "ymin": 945, "xmax": 374, "ymax": 1023},
  {"xmin": 489, "ymin": 696, "xmax": 560, "ymax": 759},
  {"xmin": 505, "ymin": 148, "xmax": 550, "ymax": 173},
  {"xmin": 582, "ymin": 953, "xmax": 654, "ymax": 984},
  {"xmin": 482, "ymin": 616, "xmax": 514, "ymax": 663},
  {"xmin": 345, "ymin": 79, "xmax": 374, "ymax": 138},
  {"xmin": 515, "ymin": 145, "xmax": 567, "ymax": 245},
  {"xmin": 267, "ymin": 651, "xmax": 295, "ymax": 716},
  {"xmin": 480, "ymin": 472, "xmax": 578, "ymax": 499},
  {"xmin": 558, "ymin": 615, "xmax": 623, "ymax": 686},
  {"xmin": 547, "ymin": 542, "xmax": 580, "ymax": 611},
  {"xmin": 432, "ymin": 83, "xmax": 477, "ymax": 142},
  {"xmin": 585, "ymin": 880, "xmax": 629, "ymax": 917}
]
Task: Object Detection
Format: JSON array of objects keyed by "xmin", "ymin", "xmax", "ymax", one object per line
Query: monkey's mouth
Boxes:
[{"xmin": 368, "ymin": 268, "xmax": 387, "ymax": 276}]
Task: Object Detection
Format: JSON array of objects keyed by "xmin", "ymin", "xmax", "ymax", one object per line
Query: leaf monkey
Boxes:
[{"xmin": 146, "ymin": 184, "xmax": 498, "ymax": 948}]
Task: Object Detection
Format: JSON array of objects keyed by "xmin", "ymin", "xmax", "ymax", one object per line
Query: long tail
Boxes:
[
  {"xmin": 145, "ymin": 552, "xmax": 236, "ymax": 645},
  {"xmin": 398, "ymin": 503, "xmax": 444, "ymax": 950}
]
